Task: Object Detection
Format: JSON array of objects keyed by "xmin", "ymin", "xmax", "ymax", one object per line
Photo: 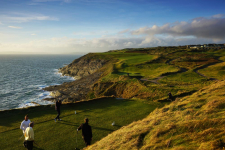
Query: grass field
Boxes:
[
  {"xmin": 0, "ymin": 98, "xmax": 164, "ymax": 150},
  {"xmin": 91, "ymin": 48, "xmax": 225, "ymax": 103},
  {"xmin": 1, "ymin": 47, "xmax": 225, "ymax": 150},
  {"xmin": 198, "ymin": 56, "xmax": 225, "ymax": 80},
  {"xmin": 159, "ymin": 70, "xmax": 208, "ymax": 85}
]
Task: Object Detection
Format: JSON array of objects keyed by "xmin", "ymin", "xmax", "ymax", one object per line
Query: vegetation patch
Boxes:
[
  {"xmin": 85, "ymin": 81, "xmax": 225, "ymax": 150},
  {"xmin": 0, "ymin": 98, "xmax": 163, "ymax": 150}
]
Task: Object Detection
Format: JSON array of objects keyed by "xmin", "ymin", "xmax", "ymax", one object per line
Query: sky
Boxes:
[{"xmin": 0, "ymin": 0, "xmax": 225, "ymax": 54}]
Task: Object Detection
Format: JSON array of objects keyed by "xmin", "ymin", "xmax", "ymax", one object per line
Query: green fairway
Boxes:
[
  {"xmin": 198, "ymin": 56, "xmax": 225, "ymax": 80},
  {"xmin": 119, "ymin": 63, "xmax": 178, "ymax": 79},
  {"xmin": 159, "ymin": 70, "xmax": 208, "ymax": 85},
  {"xmin": 0, "ymin": 98, "xmax": 163, "ymax": 150}
]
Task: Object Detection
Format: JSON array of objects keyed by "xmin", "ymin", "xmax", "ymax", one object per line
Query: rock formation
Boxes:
[
  {"xmin": 59, "ymin": 54, "xmax": 108, "ymax": 79},
  {"xmin": 43, "ymin": 54, "xmax": 109, "ymax": 102}
]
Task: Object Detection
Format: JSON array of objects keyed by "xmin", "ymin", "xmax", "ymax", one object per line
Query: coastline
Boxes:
[
  {"xmin": 16, "ymin": 68, "xmax": 77, "ymax": 110},
  {"xmin": 0, "ymin": 68, "xmax": 76, "ymax": 111}
]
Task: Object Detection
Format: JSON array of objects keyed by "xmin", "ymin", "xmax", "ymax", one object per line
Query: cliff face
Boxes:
[
  {"xmin": 59, "ymin": 54, "xmax": 108, "ymax": 79},
  {"xmin": 43, "ymin": 71, "xmax": 103, "ymax": 102},
  {"xmin": 43, "ymin": 53, "xmax": 111, "ymax": 102}
]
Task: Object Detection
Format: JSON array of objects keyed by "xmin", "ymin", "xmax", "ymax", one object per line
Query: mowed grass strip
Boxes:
[
  {"xmin": 120, "ymin": 63, "xmax": 179, "ymax": 79},
  {"xmin": 159, "ymin": 70, "xmax": 208, "ymax": 85},
  {"xmin": 116, "ymin": 54, "xmax": 156, "ymax": 65},
  {"xmin": 0, "ymin": 98, "xmax": 163, "ymax": 150}
]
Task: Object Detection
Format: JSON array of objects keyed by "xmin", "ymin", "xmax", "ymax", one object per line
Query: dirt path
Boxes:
[
  {"xmin": 193, "ymin": 61, "xmax": 223, "ymax": 81},
  {"xmin": 140, "ymin": 57, "xmax": 223, "ymax": 84},
  {"xmin": 140, "ymin": 58, "xmax": 188, "ymax": 84}
]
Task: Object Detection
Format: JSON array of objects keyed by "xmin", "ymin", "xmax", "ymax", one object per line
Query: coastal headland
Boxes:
[
  {"xmin": 44, "ymin": 46, "xmax": 224, "ymax": 104},
  {"xmin": 1, "ymin": 46, "xmax": 225, "ymax": 150}
]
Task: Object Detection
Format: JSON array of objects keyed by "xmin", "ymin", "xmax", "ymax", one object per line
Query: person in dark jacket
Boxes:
[
  {"xmin": 168, "ymin": 92, "xmax": 173, "ymax": 101},
  {"xmin": 54, "ymin": 99, "xmax": 62, "ymax": 122},
  {"xmin": 77, "ymin": 118, "xmax": 92, "ymax": 147}
]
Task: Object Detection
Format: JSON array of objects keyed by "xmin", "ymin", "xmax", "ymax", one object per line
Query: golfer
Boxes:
[
  {"xmin": 55, "ymin": 99, "xmax": 62, "ymax": 122},
  {"xmin": 77, "ymin": 118, "xmax": 92, "ymax": 147},
  {"xmin": 20, "ymin": 115, "xmax": 31, "ymax": 134},
  {"xmin": 168, "ymin": 92, "xmax": 173, "ymax": 101},
  {"xmin": 24, "ymin": 122, "xmax": 34, "ymax": 150}
]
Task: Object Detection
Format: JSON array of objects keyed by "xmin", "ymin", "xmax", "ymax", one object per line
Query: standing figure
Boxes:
[
  {"xmin": 55, "ymin": 99, "xmax": 62, "ymax": 122},
  {"xmin": 77, "ymin": 118, "xmax": 92, "ymax": 147},
  {"xmin": 168, "ymin": 92, "xmax": 173, "ymax": 101},
  {"xmin": 20, "ymin": 115, "xmax": 31, "ymax": 134},
  {"xmin": 24, "ymin": 122, "xmax": 34, "ymax": 150}
]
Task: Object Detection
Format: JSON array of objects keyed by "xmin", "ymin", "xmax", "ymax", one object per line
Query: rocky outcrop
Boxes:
[
  {"xmin": 43, "ymin": 53, "xmax": 112, "ymax": 103},
  {"xmin": 59, "ymin": 54, "xmax": 108, "ymax": 79},
  {"xmin": 43, "ymin": 71, "xmax": 103, "ymax": 102}
]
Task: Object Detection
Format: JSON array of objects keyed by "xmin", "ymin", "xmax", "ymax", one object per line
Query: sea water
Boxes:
[{"xmin": 0, "ymin": 55, "xmax": 81, "ymax": 111}]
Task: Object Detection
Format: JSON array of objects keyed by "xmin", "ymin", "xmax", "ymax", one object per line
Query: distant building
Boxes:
[{"xmin": 186, "ymin": 43, "xmax": 225, "ymax": 49}]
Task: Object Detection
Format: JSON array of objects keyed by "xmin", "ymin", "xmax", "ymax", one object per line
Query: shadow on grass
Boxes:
[
  {"xmin": 112, "ymin": 125, "xmax": 122, "ymax": 128},
  {"xmin": 33, "ymin": 146, "xmax": 45, "ymax": 150},
  {"xmin": 58, "ymin": 120, "xmax": 79, "ymax": 127},
  {"xmin": 158, "ymin": 90, "xmax": 197, "ymax": 103},
  {"xmin": 0, "ymin": 98, "xmax": 133, "ymax": 132},
  {"xmin": 92, "ymin": 126, "xmax": 115, "ymax": 132}
]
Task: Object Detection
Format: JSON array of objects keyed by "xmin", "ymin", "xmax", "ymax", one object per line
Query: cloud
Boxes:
[
  {"xmin": 31, "ymin": 34, "xmax": 36, "ymax": 35},
  {"xmin": 130, "ymin": 16, "xmax": 225, "ymax": 41},
  {"xmin": 118, "ymin": 29, "xmax": 130, "ymax": 34},
  {"xmin": 32, "ymin": 0, "xmax": 71, "ymax": 3},
  {"xmin": 8, "ymin": 26, "xmax": 22, "ymax": 29},
  {"xmin": 212, "ymin": 14, "xmax": 224, "ymax": 18},
  {"xmin": 1, "ymin": 35, "xmax": 224, "ymax": 55},
  {"xmin": 0, "ymin": 13, "xmax": 59, "ymax": 23}
]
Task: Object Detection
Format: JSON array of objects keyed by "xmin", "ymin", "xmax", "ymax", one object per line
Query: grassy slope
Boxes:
[
  {"xmin": 84, "ymin": 48, "xmax": 225, "ymax": 150},
  {"xmin": 199, "ymin": 56, "xmax": 225, "ymax": 80},
  {"xmin": 0, "ymin": 98, "xmax": 163, "ymax": 150},
  {"xmin": 1, "ymin": 47, "xmax": 225, "ymax": 150},
  {"xmin": 92, "ymin": 48, "xmax": 224, "ymax": 102},
  {"xmin": 85, "ymin": 80, "xmax": 225, "ymax": 150}
]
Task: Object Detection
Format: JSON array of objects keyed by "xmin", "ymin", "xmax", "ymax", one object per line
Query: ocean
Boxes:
[{"xmin": 0, "ymin": 55, "xmax": 81, "ymax": 111}]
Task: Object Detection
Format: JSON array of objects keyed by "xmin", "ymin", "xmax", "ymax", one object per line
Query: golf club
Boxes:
[
  {"xmin": 75, "ymin": 110, "xmax": 80, "ymax": 150},
  {"xmin": 18, "ymin": 133, "xmax": 24, "ymax": 141},
  {"xmin": 75, "ymin": 130, "xmax": 79, "ymax": 150},
  {"xmin": 34, "ymin": 141, "xmax": 40, "ymax": 148}
]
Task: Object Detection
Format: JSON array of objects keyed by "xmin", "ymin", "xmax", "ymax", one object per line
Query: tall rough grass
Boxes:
[{"xmin": 85, "ymin": 81, "xmax": 225, "ymax": 150}]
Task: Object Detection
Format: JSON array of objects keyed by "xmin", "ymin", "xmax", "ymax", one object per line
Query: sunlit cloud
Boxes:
[
  {"xmin": 118, "ymin": 29, "xmax": 130, "ymax": 34},
  {"xmin": 0, "ymin": 13, "xmax": 59, "ymax": 23},
  {"xmin": 8, "ymin": 26, "xmax": 22, "ymax": 29},
  {"xmin": 0, "ymin": 35, "xmax": 223, "ymax": 55},
  {"xmin": 130, "ymin": 15, "xmax": 225, "ymax": 41},
  {"xmin": 212, "ymin": 14, "xmax": 224, "ymax": 18}
]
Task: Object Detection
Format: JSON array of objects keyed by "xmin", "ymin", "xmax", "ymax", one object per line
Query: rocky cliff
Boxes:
[
  {"xmin": 59, "ymin": 53, "xmax": 108, "ymax": 79},
  {"xmin": 43, "ymin": 53, "xmax": 111, "ymax": 102}
]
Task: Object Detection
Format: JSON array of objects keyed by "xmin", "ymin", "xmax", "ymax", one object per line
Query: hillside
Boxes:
[
  {"xmin": 85, "ymin": 80, "xmax": 225, "ymax": 150},
  {"xmin": 1, "ymin": 47, "xmax": 225, "ymax": 150},
  {"xmin": 42, "ymin": 47, "xmax": 225, "ymax": 149},
  {"xmin": 44, "ymin": 47, "xmax": 225, "ymax": 104}
]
